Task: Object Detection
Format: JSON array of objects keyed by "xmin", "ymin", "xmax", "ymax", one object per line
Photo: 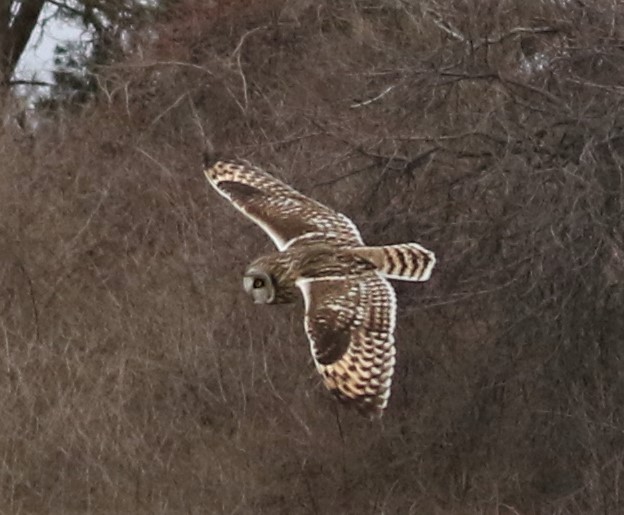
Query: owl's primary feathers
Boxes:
[{"xmin": 204, "ymin": 158, "xmax": 435, "ymax": 417}]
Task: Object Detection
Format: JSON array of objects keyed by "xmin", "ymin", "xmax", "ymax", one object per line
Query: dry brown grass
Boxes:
[{"xmin": 1, "ymin": 0, "xmax": 623, "ymax": 513}]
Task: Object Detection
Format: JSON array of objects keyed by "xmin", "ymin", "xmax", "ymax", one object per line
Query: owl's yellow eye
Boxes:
[{"xmin": 253, "ymin": 277, "xmax": 265, "ymax": 289}]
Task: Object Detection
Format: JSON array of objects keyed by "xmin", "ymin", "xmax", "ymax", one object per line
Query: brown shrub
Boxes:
[{"xmin": 1, "ymin": 0, "xmax": 623, "ymax": 512}]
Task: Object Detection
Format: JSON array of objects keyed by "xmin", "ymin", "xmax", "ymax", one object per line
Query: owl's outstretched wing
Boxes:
[
  {"xmin": 204, "ymin": 160, "xmax": 363, "ymax": 251},
  {"xmin": 297, "ymin": 273, "xmax": 397, "ymax": 418}
]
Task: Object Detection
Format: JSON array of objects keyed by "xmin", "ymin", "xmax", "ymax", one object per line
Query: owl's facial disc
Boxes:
[{"xmin": 243, "ymin": 269, "xmax": 275, "ymax": 304}]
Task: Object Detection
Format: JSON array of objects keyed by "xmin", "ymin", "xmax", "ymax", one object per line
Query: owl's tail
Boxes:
[{"xmin": 353, "ymin": 243, "xmax": 436, "ymax": 282}]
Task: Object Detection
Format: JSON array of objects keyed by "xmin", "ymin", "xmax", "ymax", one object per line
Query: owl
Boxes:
[{"xmin": 204, "ymin": 157, "xmax": 435, "ymax": 417}]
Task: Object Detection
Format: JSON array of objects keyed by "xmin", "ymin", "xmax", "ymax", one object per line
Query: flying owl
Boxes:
[{"xmin": 204, "ymin": 157, "xmax": 435, "ymax": 417}]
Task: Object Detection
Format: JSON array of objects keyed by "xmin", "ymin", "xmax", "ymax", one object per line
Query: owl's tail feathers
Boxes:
[{"xmin": 354, "ymin": 243, "xmax": 436, "ymax": 282}]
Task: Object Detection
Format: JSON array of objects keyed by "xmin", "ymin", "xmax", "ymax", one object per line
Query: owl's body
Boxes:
[{"xmin": 204, "ymin": 158, "xmax": 435, "ymax": 417}]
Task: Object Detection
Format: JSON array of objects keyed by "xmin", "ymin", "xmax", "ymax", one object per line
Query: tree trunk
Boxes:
[{"xmin": 0, "ymin": 0, "xmax": 46, "ymax": 87}]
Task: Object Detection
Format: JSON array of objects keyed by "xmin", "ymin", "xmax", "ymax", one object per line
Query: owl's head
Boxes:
[
  {"xmin": 243, "ymin": 268, "xmax": 276, "ymax": 304},
  {"xmin": 243, "ymin": 257, "xmax": 298, "ymax": 305}
]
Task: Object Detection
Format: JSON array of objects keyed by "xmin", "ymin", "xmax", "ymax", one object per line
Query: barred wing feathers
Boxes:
[
  {"xmin": 204, "ymin": 160, "xmax": 363, "ymax": 250},
  {"xmin": 297, "ymin": 273, "xmax": 397, "ymax": 417}
]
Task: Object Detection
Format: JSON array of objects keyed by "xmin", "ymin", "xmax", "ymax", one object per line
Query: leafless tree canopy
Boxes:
[
  {"xmin": 1, "ymin": 1, "xmax": 623, "ymax": 513},
  {"xmin": 1, "ymin": 0, "xmax": 152, "ymax": 91}
]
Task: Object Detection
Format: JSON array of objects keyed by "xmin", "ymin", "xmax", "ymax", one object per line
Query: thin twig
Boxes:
[
  {"xmin": 101, "ymin": 60, "xmax": 215, "ymax": 76},
  {"xmin": 230, "ymin": 26, "xmax": 266, "ymax": 111},
  {"xmin": 135, "ymin": 147, "xmax": 174, "ymax": 179},
  {"xmin": 149, "ymin": 90, "xmax": 190, "ymax": 128},
  {"xmin": 424, "ymin": 8, "xmax": 466, "ymax": 42},
  {"xmin": 350, "ymin": 85, "xmax": 396, "ymax": 108}
]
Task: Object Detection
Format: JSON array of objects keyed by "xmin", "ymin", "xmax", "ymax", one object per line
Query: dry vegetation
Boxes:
[{"xmin": 1, "ymin": 0, "xmax": 624, "ymax": 513}]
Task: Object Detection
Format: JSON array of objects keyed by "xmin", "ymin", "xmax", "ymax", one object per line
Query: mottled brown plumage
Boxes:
[{"xmin": 204, "ymin": 159, "xmax": 436, "ymax": 417}]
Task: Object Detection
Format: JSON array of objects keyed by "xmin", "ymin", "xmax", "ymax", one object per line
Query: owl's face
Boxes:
[
  {"xmin": 243, "ymin": 257, "xmax": 298, "ymax": 305},
  {"xmin": 243, "ymin": 268, "xmax": 276, "ymax": 304}
]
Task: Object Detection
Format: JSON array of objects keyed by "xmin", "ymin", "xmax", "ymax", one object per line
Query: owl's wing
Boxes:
[
  {"xmin": 296, "ymin": 273, "xmax": 397, "ymax": 417},
  {"xmin": 204, "ymin": 160, "xmax": 364, "ymax": 251}
]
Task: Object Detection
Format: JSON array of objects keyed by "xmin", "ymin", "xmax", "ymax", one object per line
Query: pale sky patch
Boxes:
[{"xmin": 14, "ymin": 3, "xmax": 90, "ymax": 95}]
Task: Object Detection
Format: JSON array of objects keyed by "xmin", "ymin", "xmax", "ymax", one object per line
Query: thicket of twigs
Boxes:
[{"xmin": 1, "ymin": 1, "xmax": 623, "ymax": 512}]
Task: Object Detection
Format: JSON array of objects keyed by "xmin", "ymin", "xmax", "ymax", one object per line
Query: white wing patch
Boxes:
[{"xmin": 297, "ymin": 278, "xmax": 323, "ymax": 373}]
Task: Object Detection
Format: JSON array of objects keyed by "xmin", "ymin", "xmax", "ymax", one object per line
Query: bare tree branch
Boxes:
[{"xmin": 9, "ymin": 78, "xmax": 55, "ymax": 87}]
